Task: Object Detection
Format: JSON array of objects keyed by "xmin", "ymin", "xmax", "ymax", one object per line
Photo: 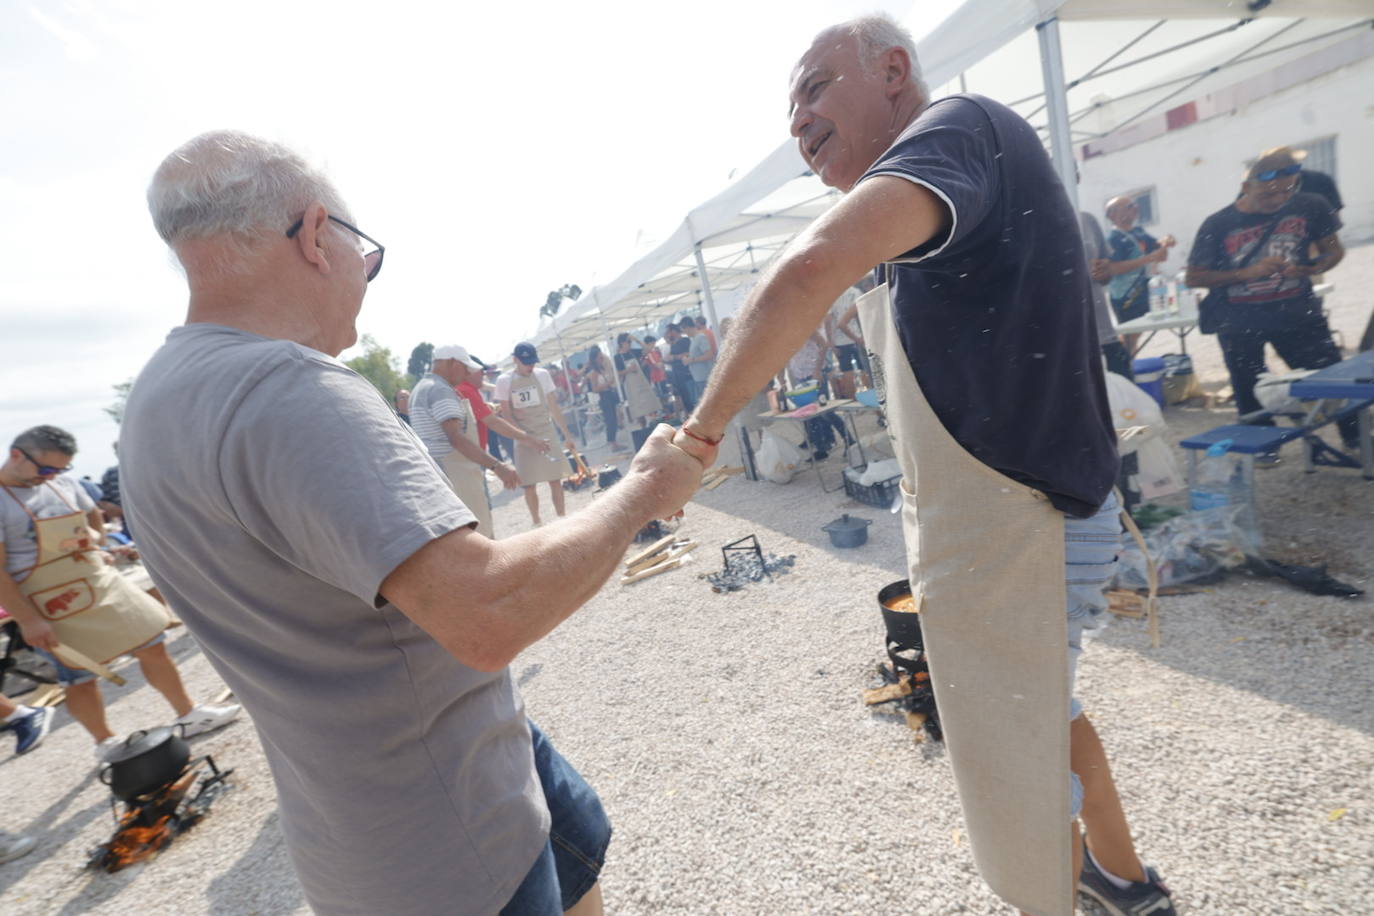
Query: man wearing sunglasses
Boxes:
[
  {"xmin": 122, "ymin": 130, "xmax": 702, "ymax": 916},
  {"xmin": 1187, "ymin": 146, "xmax": 1356, "ymax": 452},
  {"xmin": 0, "ymin": 426, "xmax": 240, "ymax": 760}
]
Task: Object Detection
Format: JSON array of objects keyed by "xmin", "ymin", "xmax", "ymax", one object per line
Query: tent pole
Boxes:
[
  {"xmin": 553, "ymin": 326, "xmax": 584, "ymax": 443},
  {"xmin": 1035, "ymin": 16, "xmax": 1078, "ymax": 210},
  {"xmin": 692, "ymin": 244, "xmax": 721, "ymax": 330}
]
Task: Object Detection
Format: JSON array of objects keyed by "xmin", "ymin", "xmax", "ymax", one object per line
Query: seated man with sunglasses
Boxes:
[
  {"xmin": 122, "ymin": 130, "xmax": 702, "ymax": 916},
  {"xmin": 1187, "ymin": 145, "xmax": 1355, "ymax": 452}
]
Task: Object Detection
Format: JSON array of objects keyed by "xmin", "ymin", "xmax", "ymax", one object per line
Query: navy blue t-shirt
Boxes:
[{"xmin": 859, "ymin": 94, "xmax": 1119, "ymax": 518}]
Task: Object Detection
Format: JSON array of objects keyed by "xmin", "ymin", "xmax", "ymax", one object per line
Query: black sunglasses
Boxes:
[
  {"xmin": 1253, "ymin": 163, "xmax": 1302, "ymax": 182},
  {"xmin": 286, "ymin": 214, "xmax": 385, "ymax": 282},
  {"xmin": 16, "ymin": 446, "xmax": 71, "ymax": 477}
]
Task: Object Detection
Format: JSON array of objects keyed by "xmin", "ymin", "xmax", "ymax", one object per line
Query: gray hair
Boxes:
[
  {"xmin": 147, "ymin": 130, "xmax": 350, "ymax": 262},
  {"xmin": 13, "ymin": 425, "xmax": 78, "ymax": 457},
  {"xmin": 837, "ymin": 13, "xmax": 927, "ymax": 99}
]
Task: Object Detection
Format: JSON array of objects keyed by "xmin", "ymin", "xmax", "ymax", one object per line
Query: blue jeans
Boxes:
[
  {"xmin": 500, "ymin": 722, "xmax": 612, "ymax": 915},
  {"xmin": 1063, "ymin": 489, "xmax": 1122, "ymax": 817}
]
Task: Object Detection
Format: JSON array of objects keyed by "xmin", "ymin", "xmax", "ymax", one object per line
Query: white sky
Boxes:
[
  {"xmin": 3, "ymin": 0, "xmax": 1338, "ymax": 480},
  {"xmin": 3, "ymin": 0, "xmax": 965, "ymax": 479}
]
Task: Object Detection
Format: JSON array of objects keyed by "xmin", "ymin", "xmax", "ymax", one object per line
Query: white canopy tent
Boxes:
[{"xmin": 524, "ymin": 0, "xmax": 1372, "ymax": 361}]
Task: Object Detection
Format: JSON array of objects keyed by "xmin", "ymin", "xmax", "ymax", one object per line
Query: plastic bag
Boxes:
[
  {"xmin": 757, "ymin": 430, "xmax": 802, "ymax": 484},
  {"xmin": 1253, "ymin": 369, "xmax": 1316, "ymax": 413},
  {"xmin": 1103, "ymin": 371, "xmax": 1183, "ymax": 498},
  {"xmin": 1113, "ymin": 504, "xmax": 1259, "ymax": 590},
  {"xmin": 1103, "ymin": 372, "xmax": 1164, "ymax": 457}
]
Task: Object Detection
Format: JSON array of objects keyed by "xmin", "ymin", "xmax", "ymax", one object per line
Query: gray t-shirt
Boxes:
[
  {"xmin": 120, "ymin": 324, "xmax": 545, "ymax": 916},
  {"xmin": 409, "ymin": 372, "xmax": 470, "ymax": 459},
  {"xmin": 1079, "ymin": 211, "xmax": 1119, "ymax": 347},
  {"xmin": 1, "ymin": 475, "xmax": 94, "ymax": 580},
  {"xmin": 688, "ymin": 332, "xmax": 714, "ymax": 382}
]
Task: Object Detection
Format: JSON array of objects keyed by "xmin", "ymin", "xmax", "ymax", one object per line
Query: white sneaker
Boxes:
[
  {"xmin": 174, "ymin": 703, "xmax": 241, "ymax": 739},
  {"xmin": 95, "ymin": 736, "xmax": 125, "ymax": 763},
  {"xmin": 0, "ymin": 831, "xmax": 37, "ymax": 864}
]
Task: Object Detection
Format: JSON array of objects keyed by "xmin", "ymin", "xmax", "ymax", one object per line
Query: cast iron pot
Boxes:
[
  {"xmin": 99, "ymin": 726, "xmax": 190, "ymax": 801},
  {"xmin": 822, "ymin": 513, "xmax": 871, "ymax": 548},
  {"xmin": 596, "ymin": 464, "xmax": 622, "ymax": 489}
]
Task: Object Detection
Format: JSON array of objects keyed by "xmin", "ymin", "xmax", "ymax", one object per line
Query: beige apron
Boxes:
[
  {"xmin": 508, "ymin": 371, "xmax": 566, "ymax": 485},
  {"xmin": 621, "ymin": 352, "xmax": 661, "ymax": 422},
  {"xmin": 3, "ymin": 483, "xmax": 169, "ymax": 666},
  {"xmin": 439, "ymin": 403, "xmax": 494, "ymax": 538},
  {"xmin": 858, "ymin": 280, "xmax": 1072, "ymax": 916}
]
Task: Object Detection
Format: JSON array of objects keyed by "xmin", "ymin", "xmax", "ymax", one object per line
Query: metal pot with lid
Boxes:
[
  {"xmin": 821, "ymin": 513, "xmax": 872, "ymax": 548},
  {"xmin": 99, "ymin": 726, "xmax": 191, "ymax": 801}
]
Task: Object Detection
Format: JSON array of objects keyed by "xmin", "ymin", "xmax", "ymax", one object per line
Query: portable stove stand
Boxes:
[{"xmin": 89, "ymin": 755, "xmax": 234, "ymax": 873}]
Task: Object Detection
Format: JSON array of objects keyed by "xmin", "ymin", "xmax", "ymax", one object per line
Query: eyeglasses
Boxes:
[
  {"xmin": 1253, "ymin": 163, "xmax": 1302, "ymax": 182},
  {"xmin": 286, "ymin": 214, "xmax": 385, "ymax": 282},
  {"xmin": 16, "ymin": 447, "xmax": 71, "ymax": 477}
]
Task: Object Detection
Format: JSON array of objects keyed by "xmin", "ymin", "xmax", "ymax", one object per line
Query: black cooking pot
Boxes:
[
  {"xmin": 99, "ymin": 726, "xmax": 190, "ymax": 800},
  {"xmin": 822, "ymin": 513, "xmax": 871, "ymax": 548},
  {"xmin": 596, "ymin": 464, "xmax": 622, "ymax": 489}
]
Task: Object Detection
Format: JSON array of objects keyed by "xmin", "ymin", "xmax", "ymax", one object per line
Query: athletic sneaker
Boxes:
[
  {"xmin": 0, "ymin": 831, "xmax": 38, "ymax": 864},
  {"xmin": 10, "ymin": 706, "xmax": 53, "ymax": 755},
  {"xmin": 174, "ymin": 703, "xmax": 241, "ymax": 739},
  {"xmin": 1079, "ymin": 847, "xmax": 1176, "ymax": 916}
]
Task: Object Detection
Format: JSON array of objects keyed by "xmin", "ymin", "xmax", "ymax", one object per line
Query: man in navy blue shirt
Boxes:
[{"xmin": 672, "ymin": 13, "xmax": 1173, "ymax": 916}]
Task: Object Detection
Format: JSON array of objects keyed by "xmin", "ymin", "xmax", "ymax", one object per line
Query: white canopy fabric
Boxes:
[{"xmin": 524, "ymin": 0, "xmax": 1373, "ymax": 360}]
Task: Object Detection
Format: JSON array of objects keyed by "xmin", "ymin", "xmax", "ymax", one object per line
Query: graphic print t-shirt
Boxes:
[{"xmin": 1188, "ymin": 192, "xmax": 1340, "ymax": 332}]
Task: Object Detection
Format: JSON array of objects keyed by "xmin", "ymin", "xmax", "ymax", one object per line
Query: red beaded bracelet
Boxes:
[{"xmin": 679, "ymin": 425, "xmax": 723, "ymax": 447}]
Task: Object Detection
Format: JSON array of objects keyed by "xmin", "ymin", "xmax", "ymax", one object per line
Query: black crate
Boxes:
[{"xmin": 844, "ymin": 471, "xmax": 901, "ymax": 508}]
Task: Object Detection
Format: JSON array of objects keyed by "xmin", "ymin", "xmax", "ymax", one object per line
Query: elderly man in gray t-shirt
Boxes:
[{"xmin": 122, "ymin": 131, "xmax": 702, "ymax": 916}]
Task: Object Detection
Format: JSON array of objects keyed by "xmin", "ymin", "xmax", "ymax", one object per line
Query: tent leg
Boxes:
[
  {"xmin": 693, "ymin": 245, "xmax": 720, "ymax": 330},
  {"xmin": 1036, "ymin": 16, "xmax": 1078, "ymax": 210}
]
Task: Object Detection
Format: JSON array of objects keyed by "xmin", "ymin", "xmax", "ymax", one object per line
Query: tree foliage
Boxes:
[
  {"xmin": 104, "ymin": 378, "xmax": 134, "ymax": 425},
  {"xmin": 344, "ymin": 335, "xmax": 407, "ymax": 401},
  {"xmin": 406, "ymin": 342, "xmax": 434, "ymax": 382}
]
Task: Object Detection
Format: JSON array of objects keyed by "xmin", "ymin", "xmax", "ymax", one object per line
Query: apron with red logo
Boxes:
[{"xmin": 3, "ymin": 483, "xmax": 169, "ymax": 666}]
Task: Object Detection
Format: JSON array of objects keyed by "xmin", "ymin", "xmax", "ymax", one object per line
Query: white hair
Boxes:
[
  {"xmin": 838, "ymin": 12, "xmax": 927, "ymax": 100},
  {"xmin": 147, "ymin": 130, "xmax": 350, "ymax": 267}
]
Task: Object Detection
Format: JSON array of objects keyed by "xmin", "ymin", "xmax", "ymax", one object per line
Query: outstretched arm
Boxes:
[{"xmin": 675, "ymin": 175, "xmax": 949, "ymax": 462}]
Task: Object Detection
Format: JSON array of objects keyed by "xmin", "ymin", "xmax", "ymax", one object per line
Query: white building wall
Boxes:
[{"xmin": 1080, "ymin": 54, "xmax": 1374, "ymax": 264}]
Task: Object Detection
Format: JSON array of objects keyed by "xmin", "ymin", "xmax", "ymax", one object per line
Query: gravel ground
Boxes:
[{"xmin": 1, "ymin": 248, "xmax": 1371, "ymax": 915}]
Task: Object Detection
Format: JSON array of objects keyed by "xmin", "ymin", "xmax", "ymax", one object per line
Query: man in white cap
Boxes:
[
  {"xmin": 412, "ymin": 346, "xmax": 523, "ymax": 537},
  {"xmin": 497, "ymin": 343, "xmax": 577, "ymax": 527}
]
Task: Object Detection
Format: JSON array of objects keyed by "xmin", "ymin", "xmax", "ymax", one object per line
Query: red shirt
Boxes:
[{"xmin": 455, "ymin": 381, "xmax": 493, "ymax": 447}]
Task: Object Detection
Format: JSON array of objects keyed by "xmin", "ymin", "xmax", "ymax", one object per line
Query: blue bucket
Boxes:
[{"xmin": 1132, "ymin": 357, "xmax": 1166, "ymax": 407}]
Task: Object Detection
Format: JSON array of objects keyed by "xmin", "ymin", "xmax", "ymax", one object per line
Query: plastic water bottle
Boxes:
[
  {"xmin": 1189, "ymin": 439, "xmax": 1246, "ymax": 510},
  {"xmin": 1148, "ymin": 275, "xmax": 1167, "ymax": 315},
  {"xmin": 1173, "ymin": 271, "xmax": 1194, "ymax": 318}
]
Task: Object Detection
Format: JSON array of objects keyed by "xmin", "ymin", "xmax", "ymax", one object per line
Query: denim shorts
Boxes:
[
  {"xmin": 35, "ymin": 632, "xmax": 166, "ymax": 686},
  {"xmin": 1064, "ymin": 489, "xmax": 1122, "ymax": 816},
  {"xmin": 500, "ymin": 722, "xmax": 612, "ymax": 916}
]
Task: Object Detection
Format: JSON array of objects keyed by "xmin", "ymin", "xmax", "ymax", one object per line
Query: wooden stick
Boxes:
[
  {"xmin": 625, "ymin": 534, "xmax": 675, "ymax": 568},
  {"xmin": 863, "ymin": 678, "xmax": 913, "ymax": 705},
  {"xmin": 703, "ymin": 475, "xmax": 730, "ymax": 491},
  {"xmin": 213, "ymin": 687, "xmax": 235, "ymax": 703},
  {"xmin": 626, "ymin": 541, "xmax": 698, "ymax": 576},
  {"xmin": 620, "ymin": 556, "xmax": 687, "ymax": 585},
  {"xmin": 51, "ymin": 644, "xmax": 126, "ymax": 686},
  {"xmin": 27, "ymin": 683, "xmax": 66, "ymax": 708}
]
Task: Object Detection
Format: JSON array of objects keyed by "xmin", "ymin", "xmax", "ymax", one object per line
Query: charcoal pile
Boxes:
[{"xmin": 704, "ymin": 534, "xmax": 795, "ymax": 592}]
